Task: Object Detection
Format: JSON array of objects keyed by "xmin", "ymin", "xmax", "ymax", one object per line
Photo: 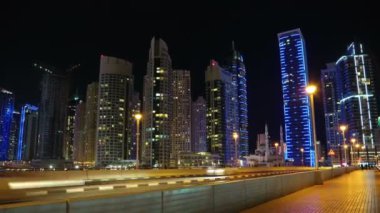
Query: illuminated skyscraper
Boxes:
[
  {"xmin": 36, "ymin": 64, "xmax": 69, "ymax": 160},
  {"xmin": 0, "ymin": 88, "xmax": 14, "ymax": 161},
  {"xmin": 278, "ymin": 28, "xmax": 314, "ymax": 166},
  {"xmin": 73, "ymin": 101, "xmax": 86, "ymax": 162},
  {"xmin": 8, "ymin": 111, "xmax": 20, "ymax": 160},
  {"xmin": 205, "ymin": 60, "xmax": 235, "ymax": 166},
  {"xmin": 321, "ymin": 63, "xmax": 341, "ymax": 161},
  {"xmin": 17, "ymin": 104, "xmax": 38, "ymax": 161},
  {"xmin": 230, "ymin": 42, "xmax": 249, "ymax": 157},
  {"xmin": 191, "ymin": 96, "xmax": 207, "ymax": 152},
  {"xmin": 142, "ymin": 38, "xmax": 172, "ymax": 168},
  {"xmin": 63, "ymin": 97, "xmax": 81, "ymax": 160},
  {"xmin": 83, "ymin": 82, "xmax": 98, "ymax": 164},
  {"xmin": 96, "ymin": 55, "xmax": 134, "ymax": 166},
  {"xmin": 171, "ymin": 69, "xmax": 191, "ymax": 166},
  {"xmin": 336, "ymin": 42, "xmax": 379, "ymax": 149}
]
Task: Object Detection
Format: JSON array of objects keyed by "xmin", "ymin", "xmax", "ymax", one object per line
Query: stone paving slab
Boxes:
[{"xmin": 242, "ymin": 170, "xmax": 380, "ymax": 213}]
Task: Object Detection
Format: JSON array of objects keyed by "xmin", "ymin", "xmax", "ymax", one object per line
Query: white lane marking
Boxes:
[
  {"xmin": 148, "ymin": 182, "xmax": 159, "ymax": 186},
  {"xmin": 197, "ymin": 179, "xmax": 204, "ymax": 182},
  {"xmin": 26, "ymin": 191, "xmax": 48, "ymax": 196},
  {"xmin": 167, "ymin": 181, "xmax": 176, "ymax": 185},
  {"xmin": 126, "ymin": 184, "xmax": 138, "ymax": 188},
  {"xmin": 9, "ymin": 180, "xmax": 85, "ymax": 189},
  {"xmin": 183, "ymin": 180, "xmax": 192, "ymax": 183},
  {"xmin": 66, "ymin": 188, "xmax": 84, "ymax": 193},
  {"xmin": 99, "ymin": 185, "xmax": 114, "ymax": 190}
]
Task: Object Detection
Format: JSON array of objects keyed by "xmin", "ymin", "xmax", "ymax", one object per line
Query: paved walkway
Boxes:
[{"xmin": 242, "ymin": 170, "xmax": 380, "ymax": 213}]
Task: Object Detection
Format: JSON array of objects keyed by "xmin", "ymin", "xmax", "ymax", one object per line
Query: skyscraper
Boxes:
[
  {"xmin": 205, "ymin": 60, "xmax": 235, "ymax": 166},
  {"xmin": 8, "ymin": 111, "xmax": 20, "ymax": 160},
  {"xmin": 0, "ymin": 88, "xmax": 14, "ymax": 161},
  {"xmin": 17, "ymin": 104, "xmax": 38, "ymax": 161},
  {"xmin": 63, "ymin": 97, "xmax": 81, "ymax": 160},
  {"xmin": 171, "ymin": 69, "xmax": 191, "ymax": 166},
  {"xmin": 278, "ymin": 28, "xmax": 314, "ymax": 166},
  {"xmin": 321, "ymin": 63, "xmax": 341, "ymax": 161},
  {"xmin": 83, "ymin": 82, "xmax": 98, "ymax": 164},
  {"xmin": 36, "ymin": 64, "xmax": 69, "ymax": 160},
  {"xmin": 142, "ymin": 38, "xmax": 172, "ymax": 168},
  {"xmin": 96, "ymin": 55, "xmax": 133, "ymax": 166},
  {"xmin": 230, "ymin": 42, "xmax": 249, "ymax": 157},
  {"xmin": 336, "ymin": 42, "xmax": 379, "ymax": 149},
  {"xmin": 73, "ymin": 101, "xmax": 86, "ymax": 162},
  {"xmin": 191, "ymin": 96, "xmax": 207, "ymax": 152}
]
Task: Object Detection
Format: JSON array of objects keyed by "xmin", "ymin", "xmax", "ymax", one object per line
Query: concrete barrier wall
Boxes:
[
  {"xmin": 0, "ymin": 201, "xmax": 66, "ymax": 213},
  {"xmin": 2, "ymin": 167, "xmax": 357, "ymax": 213}
]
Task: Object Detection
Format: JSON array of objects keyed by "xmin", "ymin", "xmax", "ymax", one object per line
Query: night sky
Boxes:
[{"xmin": 1, "ymin": 1, "xmax": 380, "ymax": 153}]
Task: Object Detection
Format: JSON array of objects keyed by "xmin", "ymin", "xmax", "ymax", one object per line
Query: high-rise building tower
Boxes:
[
  {"xmin": 321, "ymin": 63, "xmax": 341, "ymax": 159},
  {"xmin": 36, "ymin": 64, "xmax": 69, "ymax": 160},
  {"xmin": 73, "ymin": 101, "xmax": 86, "ymax": 162},
  {"xmin": 96, "ymin": 55, "xmax": 133, "ymax": 166},
  {"xmin": 230, "ymin": 42, "xmax": 249, "ymax": 157},
  {"xmin": 8, "ymin": 111, "xmax": 20, "ymax": 160},
  {"xmin": 336, "ymin": 42, "xmax": 379, "ymax": 149},
  {"xmin": 17, "ymin": 104, "xmax": 39, "ymax": 161},
  {"xmin": 0, "ymin": 88, "xmax": 14, "ymax": 161},
  {"xmin": 171, "ymin": 69, "xmax": 191, "ymax": 166},
  {"xmin": 83, "ymin": 82, "xmax": 98, "ymax": 164},
  {"xmin": 205, "ymin": 60, "xmax": 235, "ymax": 166},
  {"xmin": 278, "ymin": 28, "xmax": 314, "ymax": 166},
  {"xmin": 191, "ymin": 96, "xmax": 207, "ymax": 152},
  {"xmin": 142, "ymin": 38, "xmax": 172, "ymax": 168},
  {"xmin": 63, "ymin": 97, "xmax": 81, "ymax": 160}
]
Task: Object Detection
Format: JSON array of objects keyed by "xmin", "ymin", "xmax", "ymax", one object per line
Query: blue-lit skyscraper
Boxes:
[
  {"xmin": 17, "ymin": 104, "xmax": 39, "ymax": 161},
  {"xmin": 278, "ymin": 29, "xmax": 314, "ymax": 166},
  {"xmin": 0, "ymin": 88, "xmax": 15, "ymax": 161},
  {"xmin": 230, "ymin": 42, "xmax": 249, "ymax": 158}
]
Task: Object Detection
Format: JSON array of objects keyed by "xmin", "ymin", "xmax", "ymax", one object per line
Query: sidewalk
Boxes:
[{"xmin": 242, "ymin": 170, "xmax": 380, "ymax": 213}]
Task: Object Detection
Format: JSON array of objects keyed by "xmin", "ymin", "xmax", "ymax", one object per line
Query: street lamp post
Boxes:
[
  {"xmin": 339, "ymin": 125, "xmax": 348, "ymax": 166},
  {"xmin": 306, "ymin": 85, "xmax": 318, "ymax": 169},
  {"xmin": 233, "ymin": 132, "xmax": 239, "ymax": 167},
  {"xmin": 134, "ymin": 113, "xmax": 142, "ymax": 169},
  {"xmin": 300, "ymin": 148, "xmax": 304, "ymax": 166},
  {"xmin": 275, "ymin": 142, "xmax": 279, "ymax": 166},
  {"xmin": 355, "ymin": 143, "xmax": 360, "ymax": 165},
  {"xmin": 350, "ymin": 138, "xmax": 356, "ymax": 166},
  {"xmin": 344, "ymin": 144, "xmax": 348, "ymax": 166}
]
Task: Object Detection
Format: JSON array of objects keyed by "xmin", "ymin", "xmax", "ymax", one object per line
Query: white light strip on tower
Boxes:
[
  {"xmin": 353, "ymin": 54, "xmax": 366, "ymax": 145},
  {"xmin": 360, "ymin": 54, "xmax": 374, "ymax": 147}
]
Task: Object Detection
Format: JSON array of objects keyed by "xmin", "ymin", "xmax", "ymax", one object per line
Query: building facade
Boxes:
[
  {"xmin": 142, "ymin": 38, "xmax": 173, "ymax": 168},
  {"xmin": 17, "ymin": 104, "xmax": 39, "ymax": 161},
  {"xmin": 321, "ymin": 63, "xmax": 341, "ymax": 163},
  {"xmin": 229, "ymin": 42, "xmax": 249, "ymax": 157},
  {"xmin": 83, "ymin": 82, "xmax": 98, "ymax": 165},
  {"xmin": 96, "ymin": 55, "xmax": 134, "ymax": 166},
  {"xmin": 63, "ymin": 97, "xmax": 81, "ymax": 160},
  {"xmin": 336, "ymin": 42, "xmax": 379, "ymax": 149},
  {"xmin": 73, "ymin": 101, "xmax": 86, "ymax": 162},
  {"xmin": 191, "ymin": 96, "xmax": 207, "ymax": 152},
  {"xmin": 0, "ymin": 88, "xmax": 14, "ymax": 161},
  {"xmin": 36, "ymin": 64, "xmax": 69, "ymax": 160},
  {"xmin": 278, "ymin": 28, "xmax": 314, "ymax": 166},
  {"xmin": 205, "ymin": 60, "xmax": 235, "ymax": 166},
  {"xmin": 8, "ymin": 111, "xmax": 20, "ymax": 160},
  {"xmin": 171, "ymin": 69, "xmax": 192, "ymax": 166}
]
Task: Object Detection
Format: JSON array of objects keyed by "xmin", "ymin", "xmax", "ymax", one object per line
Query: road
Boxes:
[{"xmin": 0, "ymin": 169, "xmax": 302, "ymax": 206}]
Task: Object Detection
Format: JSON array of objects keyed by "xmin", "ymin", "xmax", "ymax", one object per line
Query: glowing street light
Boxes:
[
  {"xmin": 233, "ymin": 132, "xmax": 239, "ymax": 167},
  {"xmin": 134, "ymin": 113, "xmax": 142, "ymax": 169},
  {"xmin": 339, "ymin": 125, "xmax": 348, "ymax": 165},
  {"xmin": 300, "ymin": 148, "xmax": 305, "ymax": 166},
  {"xmin": 350, "ymin": 138, "xmax": 356, "ymax": 165},
  {"xmin": 274, "ymin": 142, "xmax": 279, "ymax": 166},
  {"xmin": 306, "ymin": 84, "xmax": 318, "ymax": 169}
]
